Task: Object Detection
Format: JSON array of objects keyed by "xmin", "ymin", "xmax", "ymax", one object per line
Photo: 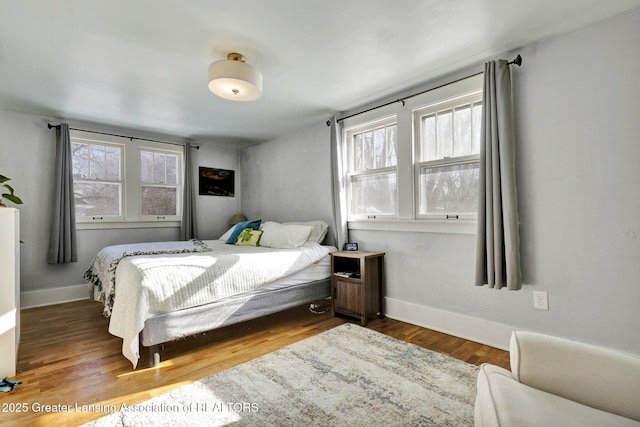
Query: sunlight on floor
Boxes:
[{"xmin": 115, "ymin": 359, "xmax": 176, "ymax": 378}]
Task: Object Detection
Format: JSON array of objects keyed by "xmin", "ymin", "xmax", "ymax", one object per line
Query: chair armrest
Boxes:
[{"xmin": 510, "ymin": 331, "xmax": 640, "ymax": 422}]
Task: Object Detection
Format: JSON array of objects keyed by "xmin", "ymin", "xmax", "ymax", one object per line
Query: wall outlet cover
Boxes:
[{"xmin": 533, "ymin": 290, "xmax": 549, "ymax": 310}]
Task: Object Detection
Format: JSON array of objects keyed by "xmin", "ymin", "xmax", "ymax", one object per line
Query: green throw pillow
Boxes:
[
  {"xmin": 225, "ymin": 219, "xmax": 261, "ymax": 244},
  {"xmin": 235, "ymin": 229, "xmax": 263, "ymax": 246}
]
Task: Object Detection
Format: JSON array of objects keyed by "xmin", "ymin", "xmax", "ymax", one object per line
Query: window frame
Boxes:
[
  {"xmin": 70, "ymin": 130, "xmax": 183, "ymax": 229},
  {"xmin": 340, "ymin": 73, "xmax": 484, "ymax": 234},
  {"xmin": 71, "ymin": 136, "xmax": 126, "ymax": 222},
  {"xmin": 344, "ymin": 115, "xmax": 398, "ymax": 220},
  {"xmin": 138, "ymin": 146, "xmax": 182, "ymax": 222},
  {"xmin": 413, "ymin": 91, "xmax": 483, "ymax": 220}
]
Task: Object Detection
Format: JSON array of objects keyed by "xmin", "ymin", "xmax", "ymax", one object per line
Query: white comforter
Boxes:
[
  {"xmin": 84, "ymin": 239, "xmax": 211, "ymax": 317},
  {"xmin": 108, "ymin": 240, "xmax": 333, "ymax": 368}
]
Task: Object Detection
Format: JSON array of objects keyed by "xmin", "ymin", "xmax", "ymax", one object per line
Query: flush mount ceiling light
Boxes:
[{"xmin": 208, "ymin": 52, "xmax": 263, "ymax": 101}]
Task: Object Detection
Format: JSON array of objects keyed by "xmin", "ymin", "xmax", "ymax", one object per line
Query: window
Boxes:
[
  {"xmin": 72, "ymin": 141, "xmax": 124, "ymax": 220},
  {"xmin": 71, "ymin": 131, "xmax": 183, "ymax": 226},
  {"xmin": 345, "ymin": 116, "xmax": 398, "ymax": 219},
  {"xmin": 140, "ymin": 149, "xmax": 180, "ymax": 218},
  {"xmin": 341, "ymin": 73, "xmax": 483, "ymax": 230},
  {"xmin": 414, "ymin": 93, "xmax": 483, "ymax": 219}
]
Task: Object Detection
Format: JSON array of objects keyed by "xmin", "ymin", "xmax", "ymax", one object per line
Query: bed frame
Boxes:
[{"xmin": 141, "ymin": 278, "xmax": 331, "ymax": 366}]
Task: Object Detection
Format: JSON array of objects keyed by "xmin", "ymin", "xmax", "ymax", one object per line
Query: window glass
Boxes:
[
  {"xmin": 350, "ymin": 172, "xmax": 397, "ymax": 216},
  {"xmin": 345, "ymin": 118, "xmax": 398, "ymax": 218},
  {"xmin": 141, "ymin": 187, "xmax": 177, "ymax": 216},
  {"xmin": 418, "ymin": 163, "xmax": 479, "ymax": 215},
  {"xmin": 72, "ymin": 141, "xmax": 123, "ymax": 219},
  {"xmin": 140, "ymin": 149, "xmax": 180, "ymax": 217}
]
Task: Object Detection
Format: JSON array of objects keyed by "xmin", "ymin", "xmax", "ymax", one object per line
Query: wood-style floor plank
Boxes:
[{"xmin": 1, "ymin": 300, "xmax": 509, "ymax": 426}]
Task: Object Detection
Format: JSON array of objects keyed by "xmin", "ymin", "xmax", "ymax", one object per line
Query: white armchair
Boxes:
[{"xmin": 475, "ymin": 331, "xmax": 640, "ymax": 426}]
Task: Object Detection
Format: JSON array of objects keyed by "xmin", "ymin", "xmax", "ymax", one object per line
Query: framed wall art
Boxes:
[{"xmin": 199, "ymin": 167, "xmax": 235, "ymax": 197}]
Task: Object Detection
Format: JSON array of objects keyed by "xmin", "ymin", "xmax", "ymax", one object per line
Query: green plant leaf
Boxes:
[
  {"xmin": 0, "ymin": 175, "xmax": 9, "ymax": 183},
  {"xmin": 2, "ymin": 183, "xmax": 15, "ymax": 194},
  {"xmin": 2, "ymin": 194, "xmax": 23, "ymax": 204}
]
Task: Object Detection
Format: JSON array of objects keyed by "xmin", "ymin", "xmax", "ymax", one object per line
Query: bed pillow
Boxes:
[
  {"xmin": 282, "ymin": 220, "xmax": 329, "ymax": 243},
  {"xmin": 218, "ymin": 225, "xmax": 237, "ymax": 241},
  {"xmin": 259, "ymin": 222, "xmax": 312, "ymax": 249},
  {"xmin": 235, "ymin": 229, "xmax": 263, "ymax": 246},
  {"xmin": 225, "ymin": 219, "xmax": 262, "ymax": 244}
]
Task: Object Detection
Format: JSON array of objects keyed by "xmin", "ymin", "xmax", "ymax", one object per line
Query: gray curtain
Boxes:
[
  {"xmin": 329, "ymin": 117, "xmax": 348, "ymax": 250},
  {"xmin": 48, "ymin": 123, "xmax": 78, "ymax": 264},
  {"xmin": 475, "ymin": 60, "xmax": 522, "ymax": 290},
  {"xmin": 179, "ymin": 141, "xmax": 198, "ymax": 240}
]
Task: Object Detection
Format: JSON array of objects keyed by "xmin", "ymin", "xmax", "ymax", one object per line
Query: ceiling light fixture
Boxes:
[{"xmin": 208, "ymin": 52, "xmax": 262, "ymax": 101}]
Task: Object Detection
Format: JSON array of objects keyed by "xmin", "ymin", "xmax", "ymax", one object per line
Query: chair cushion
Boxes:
[{"xmin": 475, "ymin": 364, "xmax": 640, "ymax": 427}]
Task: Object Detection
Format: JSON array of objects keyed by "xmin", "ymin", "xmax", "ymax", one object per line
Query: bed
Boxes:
[{"xmin": 84, "ymin": 220, "xmax": 336, "ymax": 368}]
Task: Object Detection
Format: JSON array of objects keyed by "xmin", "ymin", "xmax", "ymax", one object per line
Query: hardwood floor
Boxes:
[{"xmin": 1, "ymin": 300, "xmax": 509, "ymax": 426}]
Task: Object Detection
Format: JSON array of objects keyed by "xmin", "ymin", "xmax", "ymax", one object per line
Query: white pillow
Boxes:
[
  {"xmin": 259, "ymin": 222, "xmax": 313, "ymax": 249},
  {"xmin": 218, "ymin": 225, "xmax": 237, "ymax": 241},
  {"xmin": 282, "ymin": 220, "xmax": 328, "ymax": 243}
]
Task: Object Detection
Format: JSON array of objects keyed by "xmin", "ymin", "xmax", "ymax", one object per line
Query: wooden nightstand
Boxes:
[{"xmin": 330, "ymin": 250, "xmax": 385, "ymax": 326}]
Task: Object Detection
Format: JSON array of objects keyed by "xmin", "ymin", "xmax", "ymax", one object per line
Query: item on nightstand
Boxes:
[{"xmin": 343, "ymin": 242, "xmax": 358, "ymax": 251}]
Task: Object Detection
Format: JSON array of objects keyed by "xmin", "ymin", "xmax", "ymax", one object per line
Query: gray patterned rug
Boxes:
[{"xmin": 85, "ymin": 323, "xmax": 479, "ymax": 426}]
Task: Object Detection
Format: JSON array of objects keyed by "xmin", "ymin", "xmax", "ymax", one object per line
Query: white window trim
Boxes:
[
  {"xmin": 344, "ymin": 115, "xmax": 398, "ymax": 220},
  {"xmin": 70, "ymin": 130, "xmax": 184, "ymax": 229},
  {"xmin": 413, "ymin": 87, "xmax": 483, "ymax": 220},
  {"xmin": 71, "ymin": 135, "xmax": 126, "ymax": 222},
  {"xmin": 76, "ymin": 220, "xmax": 180, "ymax": 230},
  {"xmin": 138, "ymin": 145, "xmax": 182, "ymax": 222},
  {"xmin": 339, "ymin": 73, "xmax": 484, "ymax": 233},
  {"xmin": 348, "ymin": 219, "xmax": 476, "ymax": 234}
]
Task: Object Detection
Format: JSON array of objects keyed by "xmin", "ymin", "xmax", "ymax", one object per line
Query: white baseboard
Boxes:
[
  {"xmin": 384, "ymin": 297, "xmax": 515, "ymax": 351},
  {"xmin": 21, "ymin": 284, "xmax": 91, "ymax": 309}
]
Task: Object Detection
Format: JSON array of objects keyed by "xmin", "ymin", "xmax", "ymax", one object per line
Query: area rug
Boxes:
[{"xmin": 85, "ymin": 323, "xmax": 479, "ymax": 426}]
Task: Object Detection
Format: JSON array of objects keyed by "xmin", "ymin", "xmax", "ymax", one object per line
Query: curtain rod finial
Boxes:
[{"xmin": 509, "ymin": 54, "xmax": 522, "ymax": 67}]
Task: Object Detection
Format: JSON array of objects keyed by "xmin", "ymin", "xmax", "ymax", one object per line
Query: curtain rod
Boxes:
[
  {"xmin": 331, "ymin": 54, "xmax": 522, "ymax": 125},
  {"xmin": 47, "ymin": 123, "xmax": 200, "ymax": 150}
]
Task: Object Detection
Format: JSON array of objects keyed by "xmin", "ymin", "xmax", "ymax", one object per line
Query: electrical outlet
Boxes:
[{"xmin": 533, "ymin": 291, "xmax": 549, "ymax": 310}]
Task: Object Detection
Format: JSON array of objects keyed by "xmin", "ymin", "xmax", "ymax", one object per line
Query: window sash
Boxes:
[
  {"xmin": 414, "ymin": 91, "xmax": 483, "ymax": 220},
  {"xmin": 139, "ymin": 147, "xmax": 182, "ymax": 221},
  {"xmin": 345, "ymin": 116, "xmax": 399, "ymax": 219},
  {"xmin": 72, "ymin": 140, "xmax": 125, "ymax": 221},
  {"xmin": 415, "ymin": 92, "xmax": 482, "ymax": 163},
  {"xmin": 347, "ymin": 168, "xmax": 398, "ymax": 219},
  {"xmin": 415, "ymin": 155, "xmax": 479, "ymax": 220}
]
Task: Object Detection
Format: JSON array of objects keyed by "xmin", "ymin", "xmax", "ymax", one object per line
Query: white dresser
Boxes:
[{"xmin": 0, "ymin": 208, "xmax": 20, "ymax": 378}]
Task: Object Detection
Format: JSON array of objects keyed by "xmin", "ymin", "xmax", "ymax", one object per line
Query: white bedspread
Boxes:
[
  {"xmin": 84, "ymin": 239, "xmax": 211, "ymax": 317},
  {"xmin": 108, "ymin": 240, "xmax": 334, "ymax": 368}
]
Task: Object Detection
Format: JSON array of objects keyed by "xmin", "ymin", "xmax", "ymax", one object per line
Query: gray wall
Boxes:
[
  {"xmin": 0, "ymin": 109, "xmax": 240, "ymax": 294},
  {"xmin": 242, "ymin": 9, "xmax": 640, "ymax": 355},
  {"xmin": 240, "ymin": 121, "xmax": 334, "ymax": 235}
]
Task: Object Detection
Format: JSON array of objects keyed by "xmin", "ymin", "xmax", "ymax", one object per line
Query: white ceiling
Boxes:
[{"xmin": 1, "ymin": 0, "xmax": 639, "ymax": 146}]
